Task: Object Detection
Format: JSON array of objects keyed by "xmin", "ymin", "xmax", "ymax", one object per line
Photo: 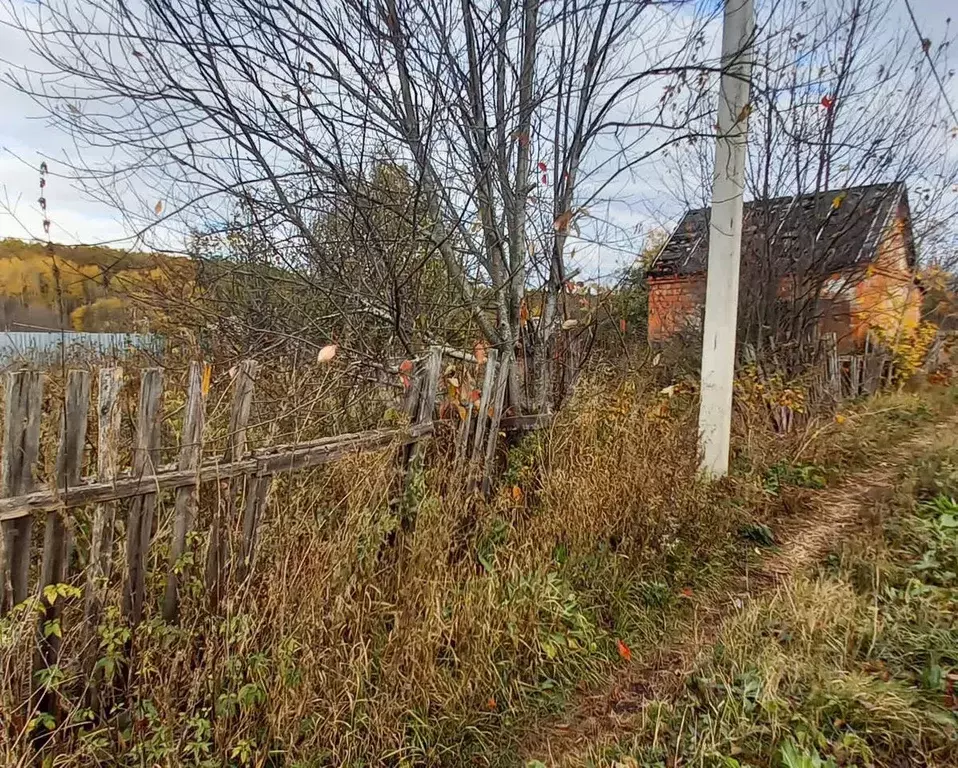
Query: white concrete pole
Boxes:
[{"xmin": 698, "ymin": 0, "xmax": 754, "ymax": 476}]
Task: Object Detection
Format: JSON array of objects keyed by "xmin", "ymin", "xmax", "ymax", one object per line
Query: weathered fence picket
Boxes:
[
  {"xmin": 86, "ymin": 368, "xmax": 123, "ymax": 621},
  {"xmin": 481, "ymin": 353, "xmax": 512, "ymax": 496},
  {"xmin": 162, "ymin": 362, "xmax": 208, "ymax": 621},
  {"xmin": 36, "ymin": 370, "xmax": 90, "ymax": 675},
  {"xmin": 1, "ymin": 370, "xmax": 43, "ymax": 613},
  {"xmin": 470, "ymin": 349, "xmax": 499, "ymax": 465},
  {"xmin": 206, "ymin": 360, "xmax": 257, "ymax": 601},
  {"xmin": 123, "ymin": 369, "xmax": 164, "ymax": 625}
]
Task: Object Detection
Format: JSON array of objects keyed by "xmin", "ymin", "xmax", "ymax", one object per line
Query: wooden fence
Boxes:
[{"xmin": 0, "ymin": 346, "xmax": 525, "ymax": 712}]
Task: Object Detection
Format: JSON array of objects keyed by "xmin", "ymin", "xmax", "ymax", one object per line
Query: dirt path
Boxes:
[{"xmin": 527, "ymin": 413, "xmax": 957, "ymax": 765}]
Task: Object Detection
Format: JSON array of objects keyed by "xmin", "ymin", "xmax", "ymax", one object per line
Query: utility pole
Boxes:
[{"xmin": 698, "ymin": 0, "xmax": 754, "ymax": 476}]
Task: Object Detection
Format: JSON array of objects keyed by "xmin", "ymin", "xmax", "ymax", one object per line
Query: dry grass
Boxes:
[{"xmin": 0, "ymin": 370, "xmax": 953, "ymax": 766}]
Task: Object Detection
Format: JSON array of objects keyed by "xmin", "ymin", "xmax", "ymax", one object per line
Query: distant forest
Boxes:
[{"xmin": 0, "ymin": 238, "xmax": 181, "ymax": 333}]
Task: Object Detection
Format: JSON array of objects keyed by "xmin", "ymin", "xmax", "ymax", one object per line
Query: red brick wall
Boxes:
[{"xmin": 648, "ymin": 275, "xmax": 706, "ymax": 342}]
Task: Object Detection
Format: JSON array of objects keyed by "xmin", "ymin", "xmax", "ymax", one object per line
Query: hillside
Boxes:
[{"xmin": 0, "ymin": 238, "xmax": 182, "ymax": 332}]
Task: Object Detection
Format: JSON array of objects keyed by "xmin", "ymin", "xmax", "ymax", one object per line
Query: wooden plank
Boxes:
[
  {"xmin": 35, "ymin": 369, "xmax": 90, "ymax": 712},
  {"xmin": 207, "ymin": 360, "xmax": 257, "ymax": 597},
  {"xmin": 236, "ymin": 474, "xmax": 272, "ymax": 582},
  {"xmin": 469, "ymin": 349, "xmax": 499, "ymax": 465},
  {"xmin": 85, "ymin": 367, "xmax": 123, "ymax": 620},
  {"xmin": 122, "ymin": 369, "xmax": 163, "ymax": 625},
  {"xmin": 410, "ymin": 348, "xmax": 442, "ymax": 464},
  {"xmin": 1, "ymin": 370, "xmax": 44, "ymax": 612},
  {"xmin": 0, "ymin": 423, "xmax": 434, "ymax": 521},
  {"xmin": 481, "ymin": 354, "xmax": 512, "ymax": 496},
  {"xmin": 162, "ymin": 362, "xmax": 208, "ymax": 622},
  {"xmin": 39, "ymin": 371, "xmax": 91, "ymax": 591}
]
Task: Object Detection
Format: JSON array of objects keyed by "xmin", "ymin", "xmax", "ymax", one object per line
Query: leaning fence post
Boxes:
[
  {"xmin": 398, "ymin": 348, "xmax": 442, "ymax": 520},
  {"xmin": 0, "ymin": 370, "xmax": 44, "ymax": 614},
  {"xmin": 36, "ymin": 370, "xmax": 90, "ymax": 685},
  {"xmin": 162, "ymin": 362, "xmax": 208, "ymax": 622},
  {"xmin": 481, "ymin": 353, "xmax": 512, "ymax": 496},
  {"xmin": 86, "ymin": 367, "xmax": 123, "ymax": 622},
  {"xmin": 409, "ymin": 347, "xmax": 442, "ymax": 466},
  {"xmin": 122, "ymin": 369, "xmax": 164, "ymax": 625},
  {"xmin": 469, "ymin": 349, "xmax": 499, "ymax": 466}
]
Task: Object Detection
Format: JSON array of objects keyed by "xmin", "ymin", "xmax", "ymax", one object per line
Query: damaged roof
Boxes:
[{"xmin": 649, "ymin": 182, "xmax": 913, "ymax": 279}]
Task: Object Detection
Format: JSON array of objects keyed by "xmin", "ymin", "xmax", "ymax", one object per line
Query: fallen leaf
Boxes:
[
  {"xmin": 834, "ymin": 414, "xmax": 846, "ymax": 424},
  {"xmin": 616, "ymin": 639, "xmax": 632, "ymax": 661},
  {"xmin": 474, "ymin": 341, "xmax": 488, "ymax": 364},
  {"xmin": 659, "ymin": 384, "xmax": 676, "ymax": 397},
  {"xmin": 154, "ymin": 200, "xmax": 164, "ymax": 215},
  {"xmin": 448, "ymin": 376, "xmax": 460, "ymax": 389},
  {"xmin": 561, "ymin": 318, "xmax": 579, "ymax": 330},
  {"xmin": 553, "ymin": 210, "xmax": 574, "ymax": 232},
  {"xmin": 511, "ymin": 485, "xmax": 523, "ymax": 502},
  {"xmin": 487, "ymin": 697, "xmax": 497, "ymax": 711},
  {"xmin": 652, "ymin": 352, "xmax": 661, "ymax": 367},
  {"xmin": 399, "ymin": 359, "xmax": 414, "ymax": 374},
  {"xmin": 619, "ymin": 318, "xmax": 626, "ymax": 333},
  {"xmin": 317, "ymin": 344, "xmax": 337, "ymax": 363}
]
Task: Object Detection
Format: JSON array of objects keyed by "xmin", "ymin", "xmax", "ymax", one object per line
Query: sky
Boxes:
[{"xmin": 0, "ymin": 0, "xmax": 956, "ymax": 278}]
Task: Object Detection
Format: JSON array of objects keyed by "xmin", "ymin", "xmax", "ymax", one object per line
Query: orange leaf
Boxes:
[
  {"xmin": 470, "ymin": 388, "xmax": 482, "ymax": 404},
  {"xmin": 511, "ymin": 485, "xmax": 523, "ymax": 501},
  {"xmin": 616, "ymin": 639, "xmax": 632, "ymax": 661},
  {"xmin": 458, "ymin": 404, "xmax": 468, "ymax": 421},
  {"xmin": 680, "ymin": 587, "xmax": 694, "ymax": 598},
  {"xmin": 486, "ymin": 697, "xmax": 497, "ymax": 710},
  {"xmin": 619, "ymin": 318, "xmax": 626, "ymax": 333},
  {"xmin": 474, "ymin": 341, "xmax": 488, "ymax": 364},
  {"xmin": 553, "ymin": 210, "xmax": 574, "ymax": 233},
  {"xmin": 154, "ymin": 200, "xmax": 164, "ymax": 215},
  {"xmin": 399, "ymin": 359, "xmax": 414, "ymax": 374}
]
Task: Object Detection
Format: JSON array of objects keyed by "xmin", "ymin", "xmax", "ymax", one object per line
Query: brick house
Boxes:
[{"xmin": 647, "ymin": 182, "xmax": 921, "ymax": 353}]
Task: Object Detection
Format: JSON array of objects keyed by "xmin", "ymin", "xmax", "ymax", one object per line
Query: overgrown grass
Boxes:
[
  {"xmin": 1, "ymin": 375, "xmax": 954, "ymax": 766},
  {"xmin": 571, "ymin": 418, "xmax": 958, "ymax": 768}
]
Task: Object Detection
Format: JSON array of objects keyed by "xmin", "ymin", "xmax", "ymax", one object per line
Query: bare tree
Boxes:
[{"xmin": 5, "ymin": 0, "xmax": 722, "ymax": 409}]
